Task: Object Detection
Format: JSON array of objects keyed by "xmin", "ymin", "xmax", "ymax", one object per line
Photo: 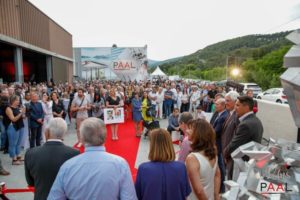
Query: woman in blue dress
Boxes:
[
  {"xmin": 135, "ymin": 128, "xmax": 191, "ymax": 200},
  {"xmin": 132, "ymin": 92, "xmax": 142, "ymax": 137}
]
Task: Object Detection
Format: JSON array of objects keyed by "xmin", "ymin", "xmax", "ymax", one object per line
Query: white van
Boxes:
[{"xmin": 241, "ymin": 83, "xmax": 262, "ymax": 97}]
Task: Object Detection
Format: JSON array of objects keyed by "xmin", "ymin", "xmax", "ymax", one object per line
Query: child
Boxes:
[
  {"xmin": 167, "ymin": 108, "xmax": 181, "ymax": 134},
  {"xmin": 195, "ymin": 105, "xmax": 206, "ymax": 120}
]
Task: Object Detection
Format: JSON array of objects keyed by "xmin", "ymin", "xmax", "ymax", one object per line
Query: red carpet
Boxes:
[{"xmin": 74, "ymin": 118, "xmax": 141, "ymax": 180}]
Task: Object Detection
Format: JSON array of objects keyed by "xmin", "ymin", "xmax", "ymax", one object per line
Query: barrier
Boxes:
[
  {"xmin": 256, "ymin": 99, "xmax": 297, "ymax": 142},
  {"xmin": 0, "ymin": 182, "xmax": 34, "ymax": 199}
]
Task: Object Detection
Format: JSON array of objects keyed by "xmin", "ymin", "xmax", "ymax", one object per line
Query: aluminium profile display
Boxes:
[{"xmin": 222, "ymin": 140, "xmax": 300, "ymax": 200}]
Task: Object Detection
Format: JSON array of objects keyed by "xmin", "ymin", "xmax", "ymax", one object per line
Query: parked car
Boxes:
[
  {"xmin": 256, "ymin": 88, "xmax": 288, "ymax": 104},
  {"xmin": 241, "ymin": 83, "xmax": 262, "ymax": 97}
]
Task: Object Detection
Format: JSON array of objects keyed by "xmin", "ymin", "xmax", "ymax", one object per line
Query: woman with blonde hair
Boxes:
[
  {"xmin": 135, "ymin": 128, "xmax": 191, "ymax": 200},
  {"xmin": 186, "ymin": 119, "xmax": 221, "ymax": 200}
]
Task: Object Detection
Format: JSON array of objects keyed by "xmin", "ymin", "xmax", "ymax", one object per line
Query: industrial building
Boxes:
[{"xmin": 0, "ymin": 0, "xmax": 73, "ymax": 83}]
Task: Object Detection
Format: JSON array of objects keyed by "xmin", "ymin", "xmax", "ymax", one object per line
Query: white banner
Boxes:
[
  {"xmin": 111, "ymin": 47, "xmax": 148, "ymax": 81},
  {"xmin": 78, "ymin": 47, "xmax": 148, "ymax": 81},
  {"xmin": 103, "ymin": 108, "xmax": 124, "ymax": 124}
]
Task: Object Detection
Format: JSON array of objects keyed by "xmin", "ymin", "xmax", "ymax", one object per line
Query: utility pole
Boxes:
[{"xmin": 226, "ymin": 56, "xmax": 229, "ymax": 81}]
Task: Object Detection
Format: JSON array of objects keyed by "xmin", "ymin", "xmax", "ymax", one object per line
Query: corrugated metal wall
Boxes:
[
  {"xmin": 0, "ymin": 0, "xmax": 72, "ymax": 59},
  {"xmin": 49, "ymin": 20, "xmax": 72, "ymax": 58},
  {"xmin": 0, "ymin": 0, "xmax": 21, "ymax": 39},
  {"xmin": 52, "ymin": 57, "xmax": 73, "ymax": 83},
  {"xmin": 19, "ymin": 0, "xmax": 50, "ymax": 50}
]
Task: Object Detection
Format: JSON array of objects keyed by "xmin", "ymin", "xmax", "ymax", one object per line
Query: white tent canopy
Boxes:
[
  {"xmin": 151, "ymin": 66, "xmax": 166, "ymax": 76},
  {"xmin": 81, "ymin": 61, "xmax": 107, "ymax": 71}
]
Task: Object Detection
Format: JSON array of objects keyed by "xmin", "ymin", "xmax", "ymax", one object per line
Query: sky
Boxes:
[{"xmin": 29, "ymin": 0, "xmax": 300, "ymax": 61}]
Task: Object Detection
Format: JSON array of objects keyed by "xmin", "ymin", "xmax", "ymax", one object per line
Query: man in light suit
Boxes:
[
  {"xmin": 211, "ymin": 98, "xmax": 228, "ymax": 193},
  {"xmin": 25, "ymin": 118, "xmax": 79, "ymax": 200},
  {"xmin": 222, "ymin": 91, "xmax": 240, "ymax": 180},
  {"xmin": 224, "ymin": 96, "xmax": 263, "ymax": 170}
]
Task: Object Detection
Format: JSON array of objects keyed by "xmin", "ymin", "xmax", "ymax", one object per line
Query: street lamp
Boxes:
[
  {"xmin": 226, "ymin": 56, "xmax": 244, "ymax": 81},
  {"xmin": 231, "ymin": 68, "xmax": 240, "ymax": 77}
]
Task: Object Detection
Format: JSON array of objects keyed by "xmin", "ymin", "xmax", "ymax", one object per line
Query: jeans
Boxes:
[
  {"xmin": 30, "ymin": 126, "xmax": 42, "ymax": 148},
  {"xmin": 0, "ymin": 119, "xmax": 7, "ymax": 148},
  {"xmin": 164, "ymin": 100, "xmax": 172, "ymax": 118},
  {"xmin": 7, "ymin": 125, "xmax": 23, "ymax": 158}
]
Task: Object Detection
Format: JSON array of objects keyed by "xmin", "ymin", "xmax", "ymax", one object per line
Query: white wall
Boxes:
[{"xmin": 256, "ymin": 99, "xmax": 298, "ymax": 142}]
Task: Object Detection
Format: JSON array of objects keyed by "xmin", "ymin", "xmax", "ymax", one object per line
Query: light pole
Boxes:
[
  {"xmin": 226, "ymin": 56, "xmax": 229, "ymax": 81},
  {"xmin": 226, "ymin": 55, "xmax": 244, "ymax": 81}
]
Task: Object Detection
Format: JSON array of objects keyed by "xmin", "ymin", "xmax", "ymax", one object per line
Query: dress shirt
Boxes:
[
  {"xmin": 239, "ymin": 111, "xmax": 254, "ymax": 122},
  {"xmin": 48, "ymin": 146, "xmax": 137, "ymax": 200},
  {"xmin": 178, "ymin": 136, "xmax": 191, "ymax": 163}
]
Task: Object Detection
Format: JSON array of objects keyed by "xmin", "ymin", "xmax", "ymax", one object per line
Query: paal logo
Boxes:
[
  {"xmin": 260, "ymin": 164, "xmax": 294, "ymax": 195},
  {"xmin": 260, "ymin": 182, "xmax": 293, "ymax": 195}
]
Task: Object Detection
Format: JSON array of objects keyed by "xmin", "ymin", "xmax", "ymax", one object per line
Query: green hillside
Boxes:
[{"xmin": 159, "ymin": 31, "xmax": 293, "ymax": 89}]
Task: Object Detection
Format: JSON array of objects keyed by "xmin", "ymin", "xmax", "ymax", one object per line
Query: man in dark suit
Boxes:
[
  {"xmin": 222, "ymin": 91, "xmax": 240, "ymax": 180},
  {"xmin": 224, "ymin": 96, "xmax": 263, "ymax": 168},
  {"xmin": 29, "ymin": 92, "xmax": 44, "ymax": 148},
  {"xmin": 25, "ymin": 118, "xmax": 79, "ymax": 200},
  {"xmin": 211, "ymin": 98, "xmax": 228, "ymax": 193}
]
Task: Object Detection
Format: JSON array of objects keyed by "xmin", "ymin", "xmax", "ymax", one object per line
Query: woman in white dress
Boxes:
[
  {"xmin": 41, "ymin": 92, "xmax": 53, "ymax": 143},
  {"xmin": 186, "ymin": 119, "xmax": 221, "ymax": 200}
]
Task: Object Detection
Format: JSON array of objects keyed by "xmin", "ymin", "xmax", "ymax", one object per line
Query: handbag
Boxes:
[
  {"xmin": 71, "ymin": 97, "xmax": 85, "ymax": 118},
  {"xmin": 146, "ymin": 106, "xmax": 155, "ymax": 118}
]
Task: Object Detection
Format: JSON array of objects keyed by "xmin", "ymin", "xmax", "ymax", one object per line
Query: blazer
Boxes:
[
  {"xmin": 25, "ymin": 141, "xmax": 80, "ymax": 200},
  {"xmin": 221, "ymin": 111, "xmax": 239, "ymax": 180},
  {"xmin": 221, "ymin": 111, "xmax": 239, "ymax": 156},
  {"xmin": 29, "ymin": 101, "xmax": 44, "ymax": 128},
  {"xmin": 224, "ymin": 113, "xmax": 263, "ymax": 160},
  {"xmin": 212, "ymin": 110, "xmax": 228, "ymax": 153}
]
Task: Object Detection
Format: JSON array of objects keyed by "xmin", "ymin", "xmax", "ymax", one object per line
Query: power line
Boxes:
[{"xmin": 263, "ymin": 16, "xmax": 300, "ymax": 33}]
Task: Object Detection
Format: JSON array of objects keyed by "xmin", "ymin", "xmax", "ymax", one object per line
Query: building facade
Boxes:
[{"xmin": 0, "ymin": 0, "xmax": 73, "ymax": 83}]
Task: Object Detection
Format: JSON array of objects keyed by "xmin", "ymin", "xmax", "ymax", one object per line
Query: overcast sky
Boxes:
[{"xmin": 29, "ymin": 0, "xmax": 300, "ymax": 60}]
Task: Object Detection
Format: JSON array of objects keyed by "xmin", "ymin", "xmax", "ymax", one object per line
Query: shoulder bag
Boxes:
[{"xmin": 71, "ymin": 97, "xmax": 85, "ymax": 118}]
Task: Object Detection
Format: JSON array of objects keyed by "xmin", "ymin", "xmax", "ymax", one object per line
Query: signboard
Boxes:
[
  {"xmin": 103, "ymin": 107, "xmax": 124, "ymax": 124},
  {"xmin": 78, "ymin": 47, "xmax": 148, "ymax": 81},
  {"xmin": 111, "ymin": 47, "xmax": 148, "ymax": 81}
]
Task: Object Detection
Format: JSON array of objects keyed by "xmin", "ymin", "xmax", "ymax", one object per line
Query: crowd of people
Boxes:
[{"xmin": 0, "ymin": 79, "xmax": 263, "ymax": 200}]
